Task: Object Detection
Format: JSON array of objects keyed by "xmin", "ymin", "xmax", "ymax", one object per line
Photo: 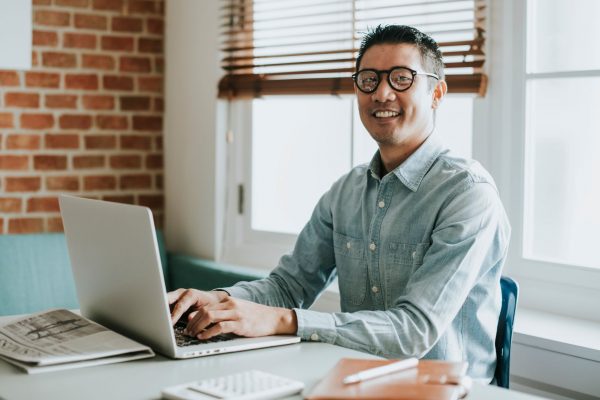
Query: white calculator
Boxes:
[{"xmin": 161, "ymin": 369, "xmax": 305, "ymax": 400}]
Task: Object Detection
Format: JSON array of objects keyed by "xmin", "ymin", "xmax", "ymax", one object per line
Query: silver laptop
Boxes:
[{"xmin": 59, "ymin": 194, "xmax": 300, "ymax": 359}]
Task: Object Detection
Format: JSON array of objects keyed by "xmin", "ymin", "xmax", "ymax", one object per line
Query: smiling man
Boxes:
[{"xmin": 169, "ymin": 25, "xmax": 511, "ymax": 382}]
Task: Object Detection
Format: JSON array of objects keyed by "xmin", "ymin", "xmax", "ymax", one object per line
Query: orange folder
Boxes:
[{"xmin": 306, "ymin": 358, "xmax": 471, "ymax": 400}]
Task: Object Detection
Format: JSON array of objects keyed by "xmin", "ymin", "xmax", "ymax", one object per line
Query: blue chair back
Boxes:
[{"xmin": 494, "ymin": 276, "xmax": 519, "ymax": 388}]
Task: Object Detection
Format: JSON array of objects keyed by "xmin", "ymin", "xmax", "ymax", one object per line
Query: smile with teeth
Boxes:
[{"xmin": 374, "ymin": 110, "xmax": 400, "ymax": 118}]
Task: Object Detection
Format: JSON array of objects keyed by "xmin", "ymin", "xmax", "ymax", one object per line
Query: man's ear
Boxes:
[{"xmin": 432, "ymin": 80, "xmax": 448, "ymax": 109}]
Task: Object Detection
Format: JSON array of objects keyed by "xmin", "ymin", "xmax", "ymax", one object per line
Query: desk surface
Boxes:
[{"xmin": 0, "ymin": 321, "xmax": 548, "ymax": 400}]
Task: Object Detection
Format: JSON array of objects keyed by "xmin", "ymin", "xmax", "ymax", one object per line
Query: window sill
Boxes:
[{"xmin": 513, "ymin": 307, "xmax": 600, "ymax": 362}]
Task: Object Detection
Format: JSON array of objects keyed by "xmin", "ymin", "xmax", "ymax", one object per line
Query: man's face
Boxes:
[{"xmin": 356, "ymin": 43, "xmax": 438, "ymax": 149}]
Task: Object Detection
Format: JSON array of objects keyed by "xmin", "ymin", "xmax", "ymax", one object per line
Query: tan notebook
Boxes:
[{"xmin": 305, "ymin": 358, "xmax": 471, "ymax": 400}]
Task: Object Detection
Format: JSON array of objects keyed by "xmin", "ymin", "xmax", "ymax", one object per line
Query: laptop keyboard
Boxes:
[{"xmin": 174, "ymin": 320, "xmax": 238, "ymax": 347}]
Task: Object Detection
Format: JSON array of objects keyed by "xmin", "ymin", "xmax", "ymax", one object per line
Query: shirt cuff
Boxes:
[
  {"xmin": 294, "ymin": 308, "xmax": 337, "ymax": 344},
  {"xmin": 216, "ymin": 285, "xmax": 252, "ymax": 301}
]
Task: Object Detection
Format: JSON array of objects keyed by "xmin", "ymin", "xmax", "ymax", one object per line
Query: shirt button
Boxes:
[
  {"xmin": 371, "ymin": 286, "xmax": 379, "ymax": 293},
  {"xmin": 310, "ymin": 333, "xmax": 319, "ymax": 341},
  {"xmin": 346, "ymin": 242, "xmax": 351, "ymax": 249},
  {"xmin": 369, "ymin": 243, "xmax": 376, "ymax": 251},
  {"xmin": 378, "ymin": 200, "xmax": 385, "ymax": 208}
]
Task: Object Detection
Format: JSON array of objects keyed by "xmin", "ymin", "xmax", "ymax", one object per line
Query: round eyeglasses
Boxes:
[{"xmin": 352, "ymin": 66, "xmax": 439, "ymax": 94}]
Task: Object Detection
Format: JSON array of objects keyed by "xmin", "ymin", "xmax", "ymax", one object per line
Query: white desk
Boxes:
[{"xmin": 0, "ymin": 321, "xmax": 548, "ymax": 400}]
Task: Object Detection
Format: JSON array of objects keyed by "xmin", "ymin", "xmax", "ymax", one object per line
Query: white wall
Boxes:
[
  {"xmin": 164, "ymin": 0, "xmax": 226, "ymax": 259},
  {"xmin": 0, "ymin": 0, "xmax": 31, "ymax": 70}
]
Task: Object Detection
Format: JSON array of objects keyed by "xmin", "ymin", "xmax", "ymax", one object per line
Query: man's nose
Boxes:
[{"xmin": 372, "ymin": 76, "xmax": 397, "ymax": 102}]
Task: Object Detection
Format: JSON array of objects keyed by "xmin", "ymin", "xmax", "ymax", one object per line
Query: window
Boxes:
[
  {"xmin": 523, "ymin": 0, "xmax": 600, "ymax": 269},
  {"xmin": 484, "ymin": 0, "xmax": 600, "ymax": 319}
]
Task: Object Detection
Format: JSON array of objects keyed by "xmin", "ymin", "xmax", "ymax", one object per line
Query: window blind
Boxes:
[{"xmin": 218, "ymin": 0, "xmax": 487, "ymax": 98}]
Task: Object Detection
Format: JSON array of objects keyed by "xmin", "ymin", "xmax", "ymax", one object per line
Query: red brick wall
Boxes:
[{"xmin": 0, "ymin": 0, "xmax": 164, "ymax": 234}]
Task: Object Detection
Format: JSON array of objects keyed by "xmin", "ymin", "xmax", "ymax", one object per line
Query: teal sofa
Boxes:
[{"xmin": 0, "ymin": 232, "xmax": 266, "ymax": 316}]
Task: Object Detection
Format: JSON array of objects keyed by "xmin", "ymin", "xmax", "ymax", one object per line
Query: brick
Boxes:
[
  {"xmin": 103, "ymin": 195, "xmax": 134, "ymax": 204},
  {"xmin": 155, "ymin": 173, "xmax": 163, "ymax": 189},
  {"xmin": 110, "ymin": 154, "xmax": 141, "ymax": 169},
  {"xmin": 120, "ymin": 56, "xmax": 151, "ymax": 72},
  {"xmin": 27, "ymin": 197, "xmax": 60, "ymax": 212},
  {"xmin": 42, "ymin": 51, "xmax": 77, "ymax": 68},
  {"xmin": 55, "ymin": 0, "xmax": 89, "ymax": 7},
  {"xmin": 138, "ymin": 194, "xmax": 163, "ymax": 209},
  {"xmin": 59, "ymin": 114, "xmax": 93, "ymax": 129},
  {"xmin": 101, "ymin": 36, "xmax": 134, "ymax": 52},
  {"xmin": 5, "ymin": 177, "xmax": 41, "ymax": 192},
  {"xmin": 5, "ymin": 92, "xmax": 40, "ymax": 108},
  {"xmin": 46, "ymin": 94, "xmax": 78, "ymax": 109},
  {"xmin": 154, "ymin": 136, "xmax": 162, "ymax": 150},
  {"xmin": 97, "ymin": 115, "xmax": 128, "ymax": 130},
  {"xmin": 74, "ymin": 155, "xmax": 105, "ymax": 168},
  {"xmin": 138, "ymin": 76, "xmax": 162, "ymax": 92},
  {"xmin": 33, "ymin": 30, "xmax": 58, "ymax": 47},
  {"xmin": 128, "ymin": 0, "xmax": 160, "ymax": 14},
  {"xmin": 21, "ymin": 113, "xmax": 54, "ymax": 130},
  {"xmin": 93, "ymin": 0, "xmax": 123, "ymax": 11},
  {"xmin": 133, "ymin": 116, "xmax": 162, "ymax": 131},
  {"xmin": 33, "ymin": 0, "xmax": 52, "ymax": 5},
  {"xmin": 66, "ymin": 74, "xmax": 99, "ymax": 90},
  {"xmin": 155, "ymin": 56, "xmax": 164, "ymax": 73},
  {"xmin": 34, "ymin": 155, "xmax": 68, "ymax": 170},
  {"xmin": 0, "ymin": 218, "xmax": 3, "ymax": 234},
  {"xmin": 103, "ymin": 75, "xmax": 134, "ymax": 91},
  {"xmin": 0, "ymin": 155, "xmax": 29, "ymax": 170},
  {"xmin": 31, "ymin": 51, "xmax": 39, "ymax": 67},
  {"xmin": 84, "ymin": 175, "xmax": 116, "ymax": 190},
  {"xmin": 138, "ymin": 38, "xmax": 162, "ymax": 53},
  {"xmin": 47, "ymin": 217, "xmax": 64, "ymax": 232},
  {"xmin": 121, "ymin": 135, "xmax": 151, "ymax": 150},
  {"xmin": 85, "ymin": 134, "xmax": 116, "ymax": 149},
  {"xmin": 120, "ymin": 174, "xmax": 151, "ymax": 189},
  {"xmin": 112, "ymin": 17, "xmax": 143, "ymax": 32},
  {"xmin": 26, "ymin": 72, "xmax": 60, "ymax": 88},
  {"xmin": 6, "ymin": 134, "xmax": 41, "ymax": 150},
  {"xmin": 8, "ymin": 218, "xmax": 44, "ymax": 233},
  {"xmin": 75, "ymin": 13, "xmax": 107, "ymax": 30},
  {"xmin": 120, "ymin": 96, "xmax": 150, "ymax": 111},
  {"xmin": 0, "ymin": 198, "xmax": 22, "ymax": 213},
  {"xmin": 82, "ymin": 54, "xmax": 115, "ymax": 70},
  {"xmin": 46, "ymin": 176, "xmax": 80, "ymax": 191},
  {"xmin": 45, "ymin": 133, "xmax": 80, "ymax": 149},
  {"xmin": 146, "ymin": 154, "xmax": 163, "ymax": 169},
  {"xmin": 0, "ymin": 113, "xmax": 14, "ymax": 128},
  {"xmin": 146, "ymin": 18, "xmax": 163, "ymax": 35},
  {"xmin": 64, "ymin": 33, "xmax": 97, "ymax": 49},
  {"xmin": 83, "ymin": 95, "xmax": 114, "ymax": 110},
  {"xmin": 154, "ymin": 97, "xmax": 163, "ymax": 111},
  {"xmin": 0, "ymin": 71, "xmax": 20, "ymax": 86},
  {"xmin": 35, "ymin": 11, "xmax": 71, "ymax": 27}
]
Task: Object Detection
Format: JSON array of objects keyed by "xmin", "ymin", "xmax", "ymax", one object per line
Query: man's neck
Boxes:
[{"xmin": 378, "ymin": 133, "xmax": 430, "ymax": 175}]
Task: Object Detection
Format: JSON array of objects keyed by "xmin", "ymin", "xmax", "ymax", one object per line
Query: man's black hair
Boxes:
[{"xmin": 356, "ymin": 25, "xmax": 445, "ymax": 89}]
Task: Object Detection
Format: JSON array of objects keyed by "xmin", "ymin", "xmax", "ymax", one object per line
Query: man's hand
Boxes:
[{"xmin": 167, "ymin": 288, "xmax": 298, "ymax": 339}]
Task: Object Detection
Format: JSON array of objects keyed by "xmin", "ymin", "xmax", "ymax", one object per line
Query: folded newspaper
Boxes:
[{"xmin": 0, "ymin": 309, "xmax": 154, "ymax": 374}]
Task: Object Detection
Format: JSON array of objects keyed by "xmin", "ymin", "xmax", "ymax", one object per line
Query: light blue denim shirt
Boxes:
[{"xmin": 223, "ymin": 134, "xmax": 511, "ymax": 381}]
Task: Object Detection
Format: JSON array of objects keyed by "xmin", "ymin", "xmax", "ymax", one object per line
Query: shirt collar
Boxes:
[{"xmin": 368, "ymin": 134, "xmax": 447, "ymax": 192}]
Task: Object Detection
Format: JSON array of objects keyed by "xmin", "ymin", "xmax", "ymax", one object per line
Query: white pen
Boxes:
[{"xmin": 342, "ymin": 357, "xmax": 419, "ymax": 384}]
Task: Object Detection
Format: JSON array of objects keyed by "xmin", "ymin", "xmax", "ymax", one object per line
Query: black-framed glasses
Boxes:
[{"xmin": 352, "ymin": 66, "xmax": 439, "ymax": 93}]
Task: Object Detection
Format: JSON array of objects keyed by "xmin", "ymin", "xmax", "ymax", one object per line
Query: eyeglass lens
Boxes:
[{"xmin": 356, "ymin": 68, "xmax": 414, "ymax": 93}]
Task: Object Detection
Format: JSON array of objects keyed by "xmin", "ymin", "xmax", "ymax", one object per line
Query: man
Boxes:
[{"xmin": 169, "ymin": 25, "xmax": 510, "ymax": 381}]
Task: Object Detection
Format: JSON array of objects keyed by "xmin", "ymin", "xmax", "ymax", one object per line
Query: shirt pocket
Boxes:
[
  {"xmin": 333, "ymin": 231, "xmax": 367, "ymax": 306},
  {"xmin": 385, "ymin": 242, "xmax": 430, "ymax": 303}
]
